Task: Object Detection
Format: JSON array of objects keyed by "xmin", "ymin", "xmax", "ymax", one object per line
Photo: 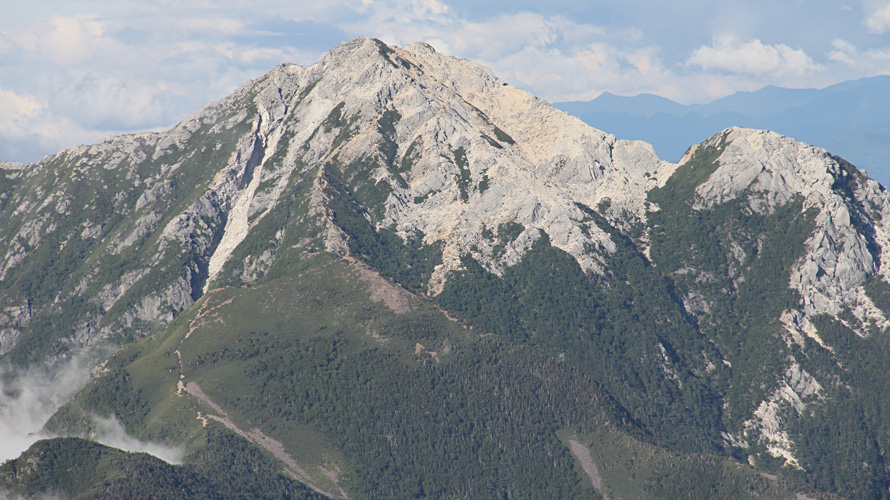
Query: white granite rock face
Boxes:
[
  {"xmin": 736, "ymin": 360, "xmax": 824, "ymax": 469},
  {"xmin": 689, "ymin": 127, "xmax": 890, "ymax": 466},
  {"xmin": 5, "ymin": 41, "xmax": 890, "ymax": 475},
  {"xmin": 197, "ymin": 38, "xmax": 676, "ymax": 293},
  {"xmin": 88, "ymin": 38, "xmax": 678, "ymax": 302},
  {"xmin": 691, "ymin": 127, "xmax": 890, "ymax": 335}
]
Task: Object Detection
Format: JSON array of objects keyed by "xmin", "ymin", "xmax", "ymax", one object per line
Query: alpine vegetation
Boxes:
[{"xmin": 2, "ymin": 38, "xmax": 890, "ymax": 499}]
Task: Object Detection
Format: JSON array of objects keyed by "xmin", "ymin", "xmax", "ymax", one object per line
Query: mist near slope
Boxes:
[
  {"xmin": 87, "ymin": 415, "xmax": 184, "ymax": 464},
  {"xmin": 0, "ymin": 352, "xmax": 183, "ymax": 465},
  {"xmin": 0, "ymin": 354, "xmax": 94, "ymax": 463}
]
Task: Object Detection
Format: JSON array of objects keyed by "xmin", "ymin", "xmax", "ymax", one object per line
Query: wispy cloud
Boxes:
[
  {"xmin": 0, "ymin": 351, "xmax": 183, "ymax": 466},
  {"xmin": 0, "ymin": 355, "xmax": 94, "ymax": 463},
  {"xmin": 88, "ymin": 415, "xmax": 185, "ymax": 464},
  {"xmin": 825, "ymin": 38, "xmax": 890, "ymax": 84}
]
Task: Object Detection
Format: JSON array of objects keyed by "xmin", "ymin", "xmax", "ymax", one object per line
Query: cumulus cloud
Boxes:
[
  {"xmin": 0, "ymin": 6, "xmax": 332, "ymax": 163},
  {"xmin": 687, "ymin": 36, "xmax": 822, "ymax": 77},
  {"xmin": 0, "ymin": 87, "xmax": 41, "ymax": 120},
  {"xmin": 827, "ymin": 38, "xmax": 890, "ymax": 76},
  {"xmin": 13, "ymin": 15, "xmax": 112, "ymax": 67},
  {"xmin": 0, "ymin": 85, "xmax": 106, "ymax": 164},
  {"xmin": 865, "ymin": 2, "xmax": 890, "ymax": 33},
  {"xmin": 3, "ymin": 0, "xmax": 890, "ymax": 160},
  {"xmin": 445, "ymin": 12, "xmax": 564, "ymax": 60}
]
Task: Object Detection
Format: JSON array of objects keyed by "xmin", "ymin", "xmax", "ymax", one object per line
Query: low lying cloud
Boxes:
[
  {"xmin": 88, "ymin": 415, "xmax": 185, "ymax": 465},
  {"xmin": 0, "ymin": 354, "xmax": 94, "ymax": 463},
  {"xmin": 0, "ymin": 352, "xmax": 183, "ymax": 466}
]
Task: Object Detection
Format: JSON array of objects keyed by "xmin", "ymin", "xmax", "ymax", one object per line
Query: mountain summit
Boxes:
[
  {"xmin": 2, "ymin": 38, "xmax": 890, "ymax": 499},
  {"xmin": 0, "ymin": 37, "xmax": 672, "ymax": 359}
]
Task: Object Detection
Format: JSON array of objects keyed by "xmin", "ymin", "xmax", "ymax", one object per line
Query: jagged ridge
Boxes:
[{"xmin": 3, "ymin": 37, "xmax": 890, "ymax": 499}]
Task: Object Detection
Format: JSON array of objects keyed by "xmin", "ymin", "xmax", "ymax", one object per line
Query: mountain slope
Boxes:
[
  {"xmin": 647, "ymin": 128, "xmax": 890, "ymax": 495},
  {"xmin": 0, "ymin": 37, "xmax": 667, "ymax": 364},
  {"xmin": 0, "ymin": 436, "xmax": 328, "ymax": 500},
  {"xmin": 39, "ymin": 253, "xmax": 806, "ymax": 499},
  {"xmin": 3, "ymin": 38, "xmax": 890, "ymax": 498}
]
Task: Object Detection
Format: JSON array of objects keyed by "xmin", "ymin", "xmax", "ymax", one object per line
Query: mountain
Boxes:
[
  {"xmin": 555, "ymin": 76, "xmax": 890, "ymax": 186},
  {"xmin": 0, "ymin": 437, "xmax": 328, "ymax": 499},
  {"xmin": 2, "ymin": 37, "xmax": 890, "ymax": 498}
]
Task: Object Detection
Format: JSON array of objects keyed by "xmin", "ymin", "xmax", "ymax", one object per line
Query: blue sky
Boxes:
[{"xmin": 2, "ymin": 0, "xmax": 890, "ymax": 162}]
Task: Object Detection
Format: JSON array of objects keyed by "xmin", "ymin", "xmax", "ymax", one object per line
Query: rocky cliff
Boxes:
[{"xmin": 3, "ymin": 38, "xmax": 890, "ymax": 499}]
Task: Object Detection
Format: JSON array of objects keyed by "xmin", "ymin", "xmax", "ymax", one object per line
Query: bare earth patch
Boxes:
[
  {"xmin": 174, "ymin": 316, "xmax": 350, "ymax": 499},
  {"xmin": 185, "ymin": 291, "xmax": 234, "ymax": 339},
  {"xmin": 184, "ymin": 381, "xmax": 348, "ymax": 499},
  {"xmin": 347, "ymin": 257, "xmax": 413, "ymax": 314},
  {"xmin": 568, "ymin": 439, "xmax": 608, "ymax": 499}
]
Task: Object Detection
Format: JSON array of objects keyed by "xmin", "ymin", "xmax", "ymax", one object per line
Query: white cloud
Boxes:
[
  {"xmin": 828, "ymin": 38, "xmax": 859, "ymax": 65},
  {"xmin": 865, "ymin": 2, "xmax": 890, "ymax": 33},
  {"xmin": 688, "ymin": 36, "xmax": 822, "ymax": 77},
  {"xmin": 0, "ymin": 87, "xmax": 42, "ymax": 120},
  {"xmin": 409, "ymin": 0, "xmax": 451, "ymax": 16},
  {"xmin": 0, "ymin": 86, "xmax": 100, "ymax": 163},
  {"xmin": 89, "ymin": 415, "xmax": 185, "ymax": 464},
  {"xmin": 625, "ymin": 47, "xmax": 663, "ymax": 76},
  {"xmin": 0, "ymin": 350, "xmax": 184, "ymax": 465},
  {"xmin": 2, "ymin": 1, "xmax": 890, "ymax": 161},
  {"xmin": 14, "ymin": 15, "xmax": 112, "ymax": 67},
  {"xmin": 827, "ymin": 38, "xmax": 890, "ymax": 75},
  {"xmin": 211, "ymin": 42, "xmax": 319, "ymax": 67},
  {"xmin": 574, "ymin": 43, "xmax": 621, "ymax": 74},
  {"xmin": 0, "ymin": 354, "xmax": 94, "ymax": 463},
  {"xmin": 0, "ymin": 7, "xmax": 330, "ymax": 162},
  {"xmin": 452, "ymin": 13, "xmax": 562, "ymax": 60},
  {"xmin": 173, "ymin": 16, "xmax": 247, "ymax": 36},
  {"xmin": 488, "ymin": 41, "xmax": 688, "ymax": 103}
]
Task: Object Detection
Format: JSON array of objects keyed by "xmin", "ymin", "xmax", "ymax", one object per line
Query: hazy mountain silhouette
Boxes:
[{"xmin": 557, "ymin": 76, "xmax": 890, "ymax": 185}]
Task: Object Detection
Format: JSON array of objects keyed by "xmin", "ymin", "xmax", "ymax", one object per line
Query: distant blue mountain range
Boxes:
[{"xmin": 555, "ymin": 76, "xmax": 890, "ymax": 186}]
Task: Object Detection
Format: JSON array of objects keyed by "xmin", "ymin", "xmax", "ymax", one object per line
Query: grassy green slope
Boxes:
[
  {"xmin": 557, "ymin": 427, "xmax": 809, "ymax": 500},
  {"xmin": 40, "ymin": 249, "xmax": 816, "ymax": 499},
  {"xmin": 0, "ymin": 435, "xmax": 328, "ymax": 500}
]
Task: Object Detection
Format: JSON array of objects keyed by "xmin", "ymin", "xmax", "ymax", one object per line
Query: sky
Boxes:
[{"xmin": 2, "ymin": 0, "xmax": 890, "ymax": 163}]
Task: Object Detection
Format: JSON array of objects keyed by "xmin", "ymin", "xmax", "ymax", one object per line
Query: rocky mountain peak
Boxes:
[
  {"xmin": 6, "ymin": 38, "xmax": 890, "ymax": 499},
  {"xmin": 3, "ymin": 39, "xmax": 888, "ymax": 362},
  {"xmin": 681, "ymin": 126, "xmax": 890, "ymax": 339},
  {"xmin": 0, "ymin": 38, "xmax": 677, "ymax": 360},
  {"xmin": 192, "ymin": 38, "xmax": 678, "ymax": 292},
  {"xmin": 690, "ymin": 126, "xmax": 864, "ymax": 213},
  {"xmin": 655, "ymin": 124, "xmax": 890, "ymax": 469}
]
